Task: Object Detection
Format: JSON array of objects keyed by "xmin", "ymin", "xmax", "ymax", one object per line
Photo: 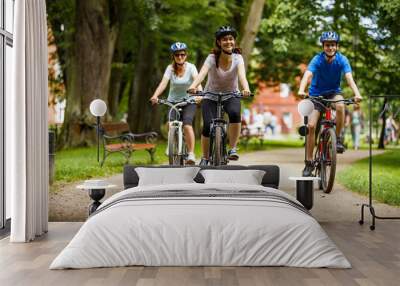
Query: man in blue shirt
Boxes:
[{"xmin": 298, "ymin": 31, "xmax": 362, "ymax": 176}]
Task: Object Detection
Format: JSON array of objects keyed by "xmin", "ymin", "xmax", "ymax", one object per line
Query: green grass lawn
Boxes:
[
  {"xmin": 53, "ymin": 137, "xmax": 303, "ymax": 187},
  {"xmin": 337, "ymin": 149, "xmax": 400, "ymax": 206},
  {"xmin": 55, "ymin": 142, "xmax": 169, "ymax": 183}
]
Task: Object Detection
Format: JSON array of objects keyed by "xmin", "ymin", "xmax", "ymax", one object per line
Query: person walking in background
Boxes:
[
  {"xmin": 385, "ymin": 115, "xmax": 398, "ymax": 144},
  {"xmin": 150, "ymin": 42, "xmax": 202, "ymax": 164},
  {"xmin": 350, "ymin": 105, "xmax": 363, "ymax": 150},
  {"xmin": 263, "ymin": 108, "xmax": 273, "ymax": 135},
  {"xmin": 270, "ymin": 113, "xmax": 278, "ymax": 135}
]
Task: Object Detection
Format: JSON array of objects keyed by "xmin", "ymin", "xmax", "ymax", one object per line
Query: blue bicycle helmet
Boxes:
[
  {"xmin": 170, "ymin": 42, "xmax": 188, "ymax": 53},
  {"xmin": 215, "ymin": 26, "xmax": 237, "ymax": 39},
  {"xmin": 320, "ymin": 31, "xmax": 340, "ymax": 43}
]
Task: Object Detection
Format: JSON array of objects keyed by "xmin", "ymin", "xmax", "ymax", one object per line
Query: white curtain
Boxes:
[{"xmin": 8, "ymin": 0, "xmax": 48, "ymax": 242}]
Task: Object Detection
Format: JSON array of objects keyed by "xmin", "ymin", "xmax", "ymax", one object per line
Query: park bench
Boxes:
[
  {"xmin": 240, "ymin": 124, "xmax": 264, "ymax": 148},
  {"xmin": 99, "ymin": 122, "xmax": 158, "ymax": 167}
]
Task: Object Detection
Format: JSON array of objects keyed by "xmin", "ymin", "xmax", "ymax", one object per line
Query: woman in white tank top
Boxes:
[
  {"xmin": 188, "ymin": 26, "xmax": 251, "ymax": 165},
  {"xmin": 150, "ymin": 42, "xmax": 202, "ymax": 164}
]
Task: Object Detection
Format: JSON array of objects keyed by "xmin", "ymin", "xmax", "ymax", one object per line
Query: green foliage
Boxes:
[
  {"xmin": 253, "ymin": 0, "xmax": 321, "ymax": 85},
  {"xmin": 337, "ymin": 149, "xmax": 400, "ymax": 206},
  {"xmin": 47, "ymin": 0, "xmax": 400, "ymax": 148}
]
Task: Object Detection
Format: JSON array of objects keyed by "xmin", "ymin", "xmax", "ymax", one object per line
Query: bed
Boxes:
[{"xmin": 50, "ymin": 165, "xmax": 350, "ymax": 269}]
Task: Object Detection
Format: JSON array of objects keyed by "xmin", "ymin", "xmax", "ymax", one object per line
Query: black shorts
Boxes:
[
  {"xmin": 201, "ymin": 97, "xmax": 241, "ymax": 137},
  {"xmin": 311, "ymin": 93, "xmax": 341, "ymax": 112},
  {"xmin": 169, "ymin": 103, "xmax": 197, "ymax": 126}
]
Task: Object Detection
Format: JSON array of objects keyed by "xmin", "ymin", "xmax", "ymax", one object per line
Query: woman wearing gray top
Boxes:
[
  {"xmin": 188, "ymin": 26, "xmax": 251, "ymax": 165},
  {"xmin": 150, "ymin": 42, "xmax": 202, "ymax": 164}
]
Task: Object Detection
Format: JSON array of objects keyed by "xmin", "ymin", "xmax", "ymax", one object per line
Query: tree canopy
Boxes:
[{"xmin": 46, "ymin": 0, "xmax": 400, "ymax": 148}]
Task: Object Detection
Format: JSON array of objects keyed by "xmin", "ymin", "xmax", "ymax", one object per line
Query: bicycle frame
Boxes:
[
  {"xmin": 209, "ymin": 94, "xmax": 228, "ymax": 165},
  {"xmin": 191, "ymin": 91, "xmax": 251, "ymax": 166},
  {"xmin": 158, "ymin": 99, "xmax": 194, "ymax": 163},
  {"xmin": 318, "ymin": 108, "xmax": 333, "ymax": 158},
  {"xmin": 310, "ymin": 96, "xmax": 355, "ymax": 193},
  {"xmin": 314, "ymin": 96, "xmax": 354, "ymax": 157}
]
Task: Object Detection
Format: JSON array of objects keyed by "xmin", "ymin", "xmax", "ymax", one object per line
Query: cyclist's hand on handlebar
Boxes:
[
  {"xmin": 354, "ymin": 95, "xmax": 363, "ymax": 104},
  {"xmin": 187, "ymin": 88, "xmax": 198, "ymax": 95},
  {"xmin": 297, "ymin": 91, "xmax": 308, "ymax": 99},
  {"xmin": 150, "ymin": 96, "xmax": 158, "ymax": 105},
  {"xmin": 194, "ymin": 96, "xmax": 202, "ymax": 104},
  {"xmin": 242, "ymin": 90, "xmax": 251, "ymax": 97}
]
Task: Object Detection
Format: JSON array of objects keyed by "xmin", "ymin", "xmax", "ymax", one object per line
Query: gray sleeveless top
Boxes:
[{"xmin": 204, "ymin": 53, "xmax": 244, "ymax": 101}]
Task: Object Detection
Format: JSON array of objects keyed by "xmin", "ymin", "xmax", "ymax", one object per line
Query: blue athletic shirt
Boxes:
[{"xmin": 307, "ymin": 52, "xmax": 352, "ymax": 96}]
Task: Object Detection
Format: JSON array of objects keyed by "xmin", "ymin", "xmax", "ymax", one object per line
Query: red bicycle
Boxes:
[{"xmin": 309, "ymin": 96, "xmax": 355, "ymax": 193}]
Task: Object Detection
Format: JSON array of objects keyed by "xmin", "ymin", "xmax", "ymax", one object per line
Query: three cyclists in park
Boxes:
[{"xmin": 151, "ymin": 27, "xmax": 362, "ymax": 180}]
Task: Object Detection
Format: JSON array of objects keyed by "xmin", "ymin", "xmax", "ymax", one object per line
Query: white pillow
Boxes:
[
  {"xmin": 135, "ymin": 167, "xmax": 200, "ymax": 186},
  {"xmin": 200, "ymin": 169, "xmax": 266, "ymax": 185}
]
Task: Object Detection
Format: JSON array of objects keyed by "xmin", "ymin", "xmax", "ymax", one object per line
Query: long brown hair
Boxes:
[
  {"xmin": 171, "ymin": 53, "xmax": 187, "ymax": 76},
  {"xmin": 211, "ymin": 45, "xmax": 242, "ymax": 68}
]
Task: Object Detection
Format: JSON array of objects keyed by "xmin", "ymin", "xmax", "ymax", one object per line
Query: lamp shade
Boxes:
[
  {"xmin": 297, "ymin": 99, "xmax": 314, "ymax": 117},
  {"xmin": 89, "ymin": 99, "xmax": 107, "ymax": 117}
]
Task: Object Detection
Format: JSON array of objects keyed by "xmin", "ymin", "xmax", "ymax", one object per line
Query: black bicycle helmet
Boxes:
[{"xmin": 215, "ymin": 25, "xmax": 237, "ymax": 39}]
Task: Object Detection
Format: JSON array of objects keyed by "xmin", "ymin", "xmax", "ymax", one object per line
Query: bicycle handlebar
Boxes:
[
  {"xmin": 157, "ymin": 98, "xmax": 196, "ymax": 108},
  {"xmin": 308, "ymin": 96, "xmax": 356, "ymax": 105},
  {"xmin": 157, "ymin": 98, "xmax": 196, "ymax": 122},
  {"xmin": 187, "ymin": 91, "xmax": 254, "ymax": 98}
]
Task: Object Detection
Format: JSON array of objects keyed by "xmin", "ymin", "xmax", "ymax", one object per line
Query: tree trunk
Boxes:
[
  {"xmin": 58, "ymin": 0, "xmax": 119, "ymax": 148},
  {"xmin": 108, "ymin": 35, "xmax": 125, "ymax": 120},
  {"xmin": 127, "ymin": 32, "xmax": 161, "ymax": 134},
  {"xmin": 239, "ymin": 0, "xmax": 265, "ymax": 70}
]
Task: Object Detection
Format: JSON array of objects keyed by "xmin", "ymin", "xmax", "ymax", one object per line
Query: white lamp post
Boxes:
[
  {"xmin": 297, "ymin": 99, "xmax": 314, "ymax": 163},
  {"xmin": 89, "ymin": 99, "xmax": 107, "ymax": 162}
]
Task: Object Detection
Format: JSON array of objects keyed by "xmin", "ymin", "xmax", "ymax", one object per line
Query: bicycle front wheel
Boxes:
[
  {"xmin": 168, "ymin": 126, "xmax": 183, "ymax": 166},
  {"xmin": 320, "ymin": 128, "xmax": 337, "ymax": 193},
  {"xmin": 211, "ymin": 126, "xmax": 224, "ymax": 166}
]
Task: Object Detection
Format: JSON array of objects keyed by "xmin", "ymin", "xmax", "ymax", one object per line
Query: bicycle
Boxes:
[
  {"xmin": 192, "ymin": 91, "xmax": 252, "ymax": 166},
  {"xmin": 308, "ymin": 96, "xmax": 356, "ymax": 193},
  {"xmin": 157, "ymin": 98, "xmax": 196, "ymax": 166}
]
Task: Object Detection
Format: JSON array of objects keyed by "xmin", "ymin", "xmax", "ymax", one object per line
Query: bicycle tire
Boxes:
[
  {"xmin": 212, "ymin": 126, "xmax": 223, "ymax": 166},
  {"xmin": 168, "ymin": 126, "xmax": 183, "ymax": 165},
  {"xmin": 181, "ymin": 141, "xmax": 187, "ymax": 165},
  {"xmin": 320, "ymin": 128, "xmax": 337, "ymax": 193}
]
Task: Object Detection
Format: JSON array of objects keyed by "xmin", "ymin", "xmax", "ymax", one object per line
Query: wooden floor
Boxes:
[{"xmin": 1, "ymin": 220, "xmax": 399, "ymax": 286}]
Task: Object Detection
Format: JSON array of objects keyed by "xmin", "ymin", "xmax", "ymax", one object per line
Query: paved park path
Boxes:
[{"xmin": 50, "ymin": 148, "xmax": 400, "ymax": 222}]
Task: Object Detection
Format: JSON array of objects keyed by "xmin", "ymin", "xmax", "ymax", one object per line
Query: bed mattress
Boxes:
[{"xmin": 50, "ymin": 183, "xmax": 350, "ymax": 269}]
